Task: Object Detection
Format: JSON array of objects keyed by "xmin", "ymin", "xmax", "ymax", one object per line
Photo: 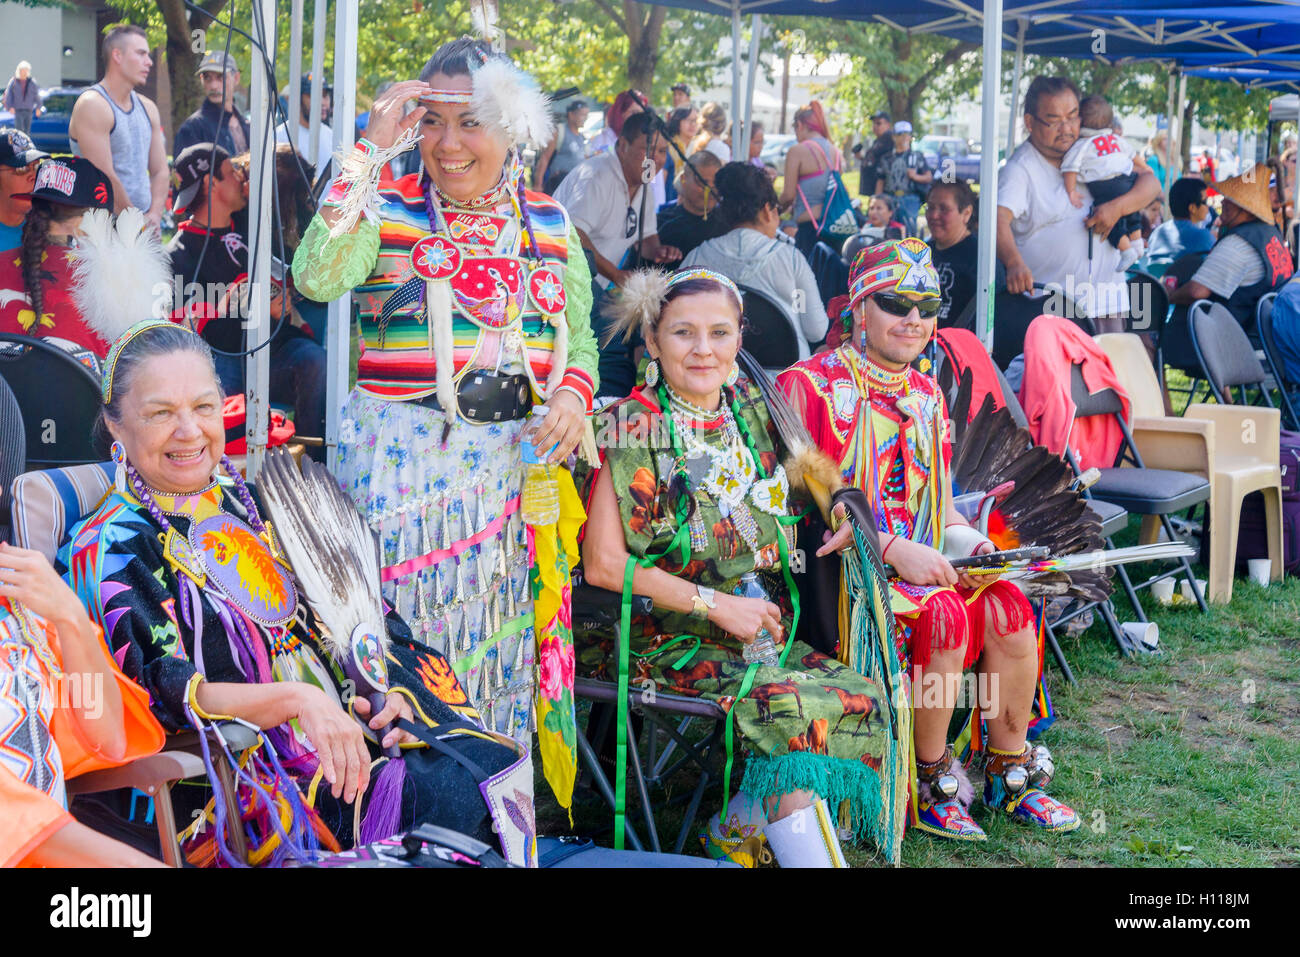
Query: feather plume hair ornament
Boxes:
[
  {"xmin": 602, "ymin": 268, "xmax": 670, "ymax": 347},
  {"xmin": 469, "ymin": 56, "xmax": 555, "ymax": 149},
  {"xmin": 70, "ymin": 207, "xmax": 172, "ymax": 342}
]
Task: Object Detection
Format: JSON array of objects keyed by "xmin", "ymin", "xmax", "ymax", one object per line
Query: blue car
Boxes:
[
  {"xmin": 918, "ymin": 135, "xmax": 981, "ymax": 185},
  {"xmin": 0, "ymin": 86, "xmax": 85, "ymax": 155}
]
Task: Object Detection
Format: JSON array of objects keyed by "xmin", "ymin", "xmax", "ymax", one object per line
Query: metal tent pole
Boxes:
[
  {"xmin": 1175, "ymin": 69, "xmax": 1187, "ymax": 181},
  {"xmin": 730, "ymin": 4, "xmax": 742, "ymax": 141},
  {"xmin": 308, "ymin": 0, "xmax": 326, "ymax": 169},
  {"xmin": 1006, "ymin": 17, "xmax": 1027, "ymax": 157},
  {"xmin": 741, "ymin": 14, "xmax": 762, "ymax": 159},
  {"xmin": 325, "ymin": 0, "xmax": 359, "ymax": 471},
  {"xmin": 245, "ymin": 0, "xmax": 276, "ymax": 480},
  {"xmin": 288, "ymin": 0, "xmax": 303, "ymax": 137},
  {"xmin": 1165, "ymin": 67, "xmax": 1176, "ymax": 192},
  {"xmin": 976, "ymin": 0, "xmax": 1004, "ymax": 348}
]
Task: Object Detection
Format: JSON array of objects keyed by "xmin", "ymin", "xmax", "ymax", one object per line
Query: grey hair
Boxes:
[
  {"xmin": 96, "ymin": 324, "xmax": 221, "ymax": 446},
  {"xmin": 418, "ymin": 36, "xmax": 498, "ymax": 82}
]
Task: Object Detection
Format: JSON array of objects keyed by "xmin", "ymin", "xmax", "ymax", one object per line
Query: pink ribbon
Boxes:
[{"xmin": 381, "ymin": 495, "xmax": 522, "ymax": 582}]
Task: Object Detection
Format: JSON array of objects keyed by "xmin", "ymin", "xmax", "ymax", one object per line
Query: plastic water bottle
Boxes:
[
  {"xmin": 520, "ymin": 406, "xmax": 560, "ymax": 526},
  {"xmin": 734, "ymin": 572, "xmax": 781, "ymax": 666}
]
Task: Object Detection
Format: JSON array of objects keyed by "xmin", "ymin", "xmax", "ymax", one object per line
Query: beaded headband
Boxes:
[
  {"xmin": 102, "ymin": 318, "xmax": 185, "ymax": 404},
  {"xmin": 419, "ymin": 88, "xmax": 473, "ymax": 105},
  {"xmin": 668, "ymin": 267, "xmax": 743, "ymax": 309},
  {"xmin": 847, "ymin": 237, "xmax": 940, "ymax": 310}
]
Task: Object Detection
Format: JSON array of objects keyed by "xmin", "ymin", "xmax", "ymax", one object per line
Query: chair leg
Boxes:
[
  {"xmin": 625, "ymin": 713, "xmax": 662, "ymax": 853},
  {"xmin": 212, "ymin": 753, "xmax": 249, "ymax": 863},
  {"xmin": 1162, "ymin": 514, "xmax": 1208, "ymax": 612},
  {"xmin": 153, "ymin": 782, "xmax": 182, "ymax": 867},
  {"xmin": 574, "ymin": 723, "xmax": 646, "ymax": 852},
  {"xmin": 1042, "ymin": 620, "xmax": 1078, "ymax": 685},
  {"xmin": 1263, "ymin": 486, "xmax": 1285, "ymax": 582},
  {"xmin": 1207, "ymin": 481, "xmax": 1242, "ymax": 604},
  {"xmin": 1107, "ymin": 535, "xmax": 1149, "ymax": 623},
  {"xmin": 1097, "ymin": 598, "xmax": 1136, "ymax": 657}
]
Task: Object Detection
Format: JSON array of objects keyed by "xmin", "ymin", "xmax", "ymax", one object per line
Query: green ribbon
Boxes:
[
  {"xmin": 449, "ymin": 612, "xmax": 535, "ymax": 676},
  {"xmin": 615, "ymin": 557, "xmax": 636, "ymax": 850}
]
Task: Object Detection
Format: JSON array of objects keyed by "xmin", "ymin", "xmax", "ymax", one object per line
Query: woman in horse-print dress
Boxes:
[{"xmin": 574, "ymin": 268, "xmax": 899, "ymax": 868}]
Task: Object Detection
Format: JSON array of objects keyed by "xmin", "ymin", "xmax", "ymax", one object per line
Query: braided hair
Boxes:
[{"xmin": 18, "ymin": 198, "xmax": 58, "ymax": 323}]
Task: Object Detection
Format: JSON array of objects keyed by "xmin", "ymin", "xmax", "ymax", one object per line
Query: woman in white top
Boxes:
[{"xmin": 680, "ymin": 161, "xmax": 827, "ymax": 361}]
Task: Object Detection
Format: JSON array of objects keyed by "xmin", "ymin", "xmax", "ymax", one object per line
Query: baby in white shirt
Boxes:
[{"xmin": 1061, "ymin": 95, "xmax": 1145, "ymax": 268}]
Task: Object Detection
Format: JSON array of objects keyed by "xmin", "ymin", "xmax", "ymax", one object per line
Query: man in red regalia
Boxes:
[{"xmin": 778, "ymin": 239, "xmax": 1078, "ymax": 841}]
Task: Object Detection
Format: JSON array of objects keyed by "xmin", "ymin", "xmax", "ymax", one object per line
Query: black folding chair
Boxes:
[
  {"xmin": 990, "ymin": 284, "xmax": 1090, "ymax": 372},
  {"xmin": 1065, "ymin": 364, "xmax": 1211, "ymax": 622},
  {"xmin": 0, "ymin": 333, "xmax": 103, "ymax": 470},
  {"xmin": 1126, "ymin": 270, "xmax": 1170, "ymax": 338},
  {"xmin": 809, "ymin": 241, "xmax": 849, "ymax": 307},
  {"xmin": 1254, "ymin": 292, "xmax": 1300, "ymax": 430},
  {"xmin": 0, "ymin": 375, "xmax": 23, "ymax": 544},
  {"xmin": 1189, "ymin": 301, "xmax": 1284, "ymax": 412},
  {"xmin": 738, "ymin": 284, "xmax": 802, "ymax": 371},
  {"xmin": 1154, "ymin": 253, "xmax": 1209, "ymax": 403}
]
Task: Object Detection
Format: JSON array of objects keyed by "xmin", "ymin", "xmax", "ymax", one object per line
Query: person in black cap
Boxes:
[
  {"xmin": 173, "ymin": 50, "xmax": 250, "ymax": 158},
  {"xmin": 671, "ymin": 82, "xmax": 691, "ymax": 110},
  {"xmin": 166, "ymin": 141, "xmax": 328, "ymax": 453},
  {"xmin": 0, "ymin": 156, "xmax": 121, "ymax": 355},
  {"xmin": 855, "ymin": 109, "xmax": 892, "ymax": 196},
  {"xmin": 0, "ymin": 128, "xmax": 49, "ymax": 251},
  {"xmin": 276, "ymin": 74, "xmax": 334, "ymax": 177}
]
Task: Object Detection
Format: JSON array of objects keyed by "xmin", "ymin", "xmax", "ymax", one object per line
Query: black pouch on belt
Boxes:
[{"xmin": 414, "ymin": 371, "xmax": 533, "ymax": 424}]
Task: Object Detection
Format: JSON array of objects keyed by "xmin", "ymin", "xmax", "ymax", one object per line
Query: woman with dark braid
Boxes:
[
  {"xmin": 573, "ymin": 268, "xmax": 902, "ymax": 868},
  {"xmin": 0, "ymin": 156, "xmax": 160, "ymax": 368}
]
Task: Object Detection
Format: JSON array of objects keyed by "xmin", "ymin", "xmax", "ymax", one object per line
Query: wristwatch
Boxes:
[{"xmin": 689, "ymin": 586, "xmax": 717, "ymax": 621}]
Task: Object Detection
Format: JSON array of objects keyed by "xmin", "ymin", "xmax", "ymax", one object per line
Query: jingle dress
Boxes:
[
  {"xmin": 293, "ymin": 158, "xmax": 596, "ymax": 761},
  {"xmin": 573, "ymin": 383, "xmax": 897, "ymax": 847},
  {"xmin": 0, "ymin": 597, "xmax": 164, "ymax": 866},
  {"xmin": 778, "ymin": 347, "xmax": 1033, "ymax": 668},
  {"xmin": 60, "ymin": 480, "xmax": 526, "ymax": 862}
]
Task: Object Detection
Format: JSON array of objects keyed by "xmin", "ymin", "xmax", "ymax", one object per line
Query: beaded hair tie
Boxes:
[{"xmin": 420, "ymin": 89, "xmax": 473, "ymax": 105}]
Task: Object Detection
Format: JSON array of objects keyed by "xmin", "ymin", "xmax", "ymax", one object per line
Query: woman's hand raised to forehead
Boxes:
[{"xmin": 362, "ymin": 80, "xmax": 432, "ymax": 151}]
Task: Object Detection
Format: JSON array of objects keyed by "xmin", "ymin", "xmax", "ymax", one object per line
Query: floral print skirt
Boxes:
[{"xmin": 337, "ymin": 391, "xmax": 534, "ymax": 742}]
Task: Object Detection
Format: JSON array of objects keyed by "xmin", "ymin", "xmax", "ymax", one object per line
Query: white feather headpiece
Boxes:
[
  {"xmin": 70, "ymin": 208, "xmax": 173, "ymax": 342},
  {"xmin": 470, "ymin": 57, "xmax": 555, "ymax": 149}
]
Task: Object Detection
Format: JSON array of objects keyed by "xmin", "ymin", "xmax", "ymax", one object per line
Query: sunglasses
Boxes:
[{"xmin": 872, "ymin": 292, "xmax": 939, "ymax": 319}]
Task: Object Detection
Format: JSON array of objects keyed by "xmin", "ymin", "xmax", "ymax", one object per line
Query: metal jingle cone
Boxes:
[
  {"xmin": 504, "ymin": 573, "xmax": 518, "ymax": 620},
  {"xmin": 439, "ymin": 500, "xmax": 453, "ymax": 552},
  {"xmin": 475, "ymin": 486, "xmax": 489, "ymax": 536},
  {"xmin": 495, "ymin": 529, "xmax": 509, "ymax": 580},
  {"xmin": 495, "ymin": 639, "xmax": 506, "ymax": 686},
  {"xmin": 489, "ymin": 588, "xmax": 502, "ymax": 637},
  {"xmin": 1028, "ymin": 746, "xmax": 1055, "ymax": 787},
  {"xmin": 420, "ymin": 502, "xmax": 432, "ymax": 557},
  {"xmin": 514, "ymin": 627, "xmax": 528, "ymax": 671},
  {"xmin": 934, "ymin": 772, "xmax": 961, "ymax": 802},
  {"xmin": 1003, "ymin": 765, "xmax": 1029, "ymax": 794}
]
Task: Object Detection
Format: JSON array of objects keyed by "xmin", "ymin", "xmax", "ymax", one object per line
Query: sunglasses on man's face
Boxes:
[{"xmin": 872, "ymin": 292, "xmax": 939, "ymax": 319}]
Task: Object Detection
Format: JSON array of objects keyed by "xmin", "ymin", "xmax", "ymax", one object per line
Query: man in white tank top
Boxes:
[{"xmin": 68, "ymin": 25, "xmax": 168, "ymax": 234}]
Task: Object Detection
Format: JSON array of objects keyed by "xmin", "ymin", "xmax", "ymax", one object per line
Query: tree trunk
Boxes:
[{"xmin": 624, "ymin": 2, "xmax": 666, "ymax": 93}]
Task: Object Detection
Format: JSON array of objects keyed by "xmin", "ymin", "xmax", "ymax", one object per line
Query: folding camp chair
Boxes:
[
  {"xmin": 0, "ymin": 333, "xmax": 103, "ymax": 470},
  {"xmin": 0, "ymin": 375, "xmax": 23, "ymax": 544},
  {"xmin": 1256, "ymin": 291, "xmax": 1300, "ymax": 430},
  {"xmin": 1064, "ymin": 364, "xmax": 1212, "ymax": 618}
]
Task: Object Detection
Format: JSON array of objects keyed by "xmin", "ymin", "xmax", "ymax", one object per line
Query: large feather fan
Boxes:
[
  {"xmin": 947, "ymin": 368, "xmax": 1110, "ymax": 602},
  {"xmin": 70, "ymin": 208, "xmax": 172, "ymax": 341},
  {"xmin": 256, "ymin": 448, "xmax": 390, "ymax": 678}
]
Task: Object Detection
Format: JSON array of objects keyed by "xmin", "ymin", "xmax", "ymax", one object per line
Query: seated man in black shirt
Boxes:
[
  {"xmin": 654, "ymin": 149, "xmax": 724, "ymax": 269},
  {"xmin": 166, "ymin": 142, "xmax": 327, "ymax": 451}
]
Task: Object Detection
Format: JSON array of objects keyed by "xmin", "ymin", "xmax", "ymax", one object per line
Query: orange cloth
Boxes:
[
  {"xmin": 0, "ymin": 600, "xmax": 165, "ymax": 867},
  {"xmin": 1018, "ymin": 315, "xmax": 1130, "ymax": 470}
]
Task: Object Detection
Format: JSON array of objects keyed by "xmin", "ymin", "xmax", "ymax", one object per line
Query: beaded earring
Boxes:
[
  {"xmin": 725, "ymin": 363, "xmax": 739, "ymax": 388},
  {"xmin": 644, "ymin": 358, "xmax": 660, "ymax": 388},
  {"xmin": 110, "ymin": 440, "xmax": 128, "ymax": 493}
]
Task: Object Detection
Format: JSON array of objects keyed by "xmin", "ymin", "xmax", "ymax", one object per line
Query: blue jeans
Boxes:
[
  {"xmin": 897, "ymin": 194, "xmax": 921, "ymax": 237},
  {"xmin": 213, "ymin": 334, "xmax": 328, "ymax": 457}
]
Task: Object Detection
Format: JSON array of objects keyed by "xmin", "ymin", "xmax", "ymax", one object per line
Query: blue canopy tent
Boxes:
[{"xmin": 235, "ymin": 0, "xmax": 1300, "ymax": 472}]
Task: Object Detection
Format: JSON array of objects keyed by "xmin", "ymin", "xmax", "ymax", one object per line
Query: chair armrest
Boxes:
[
  {"xmin": 1185, "ymin": 403, "xmax": 1280, "ymax": 464},
  {"xmin": 66, "ymin": 751, "xmax": 206, "ymax": 797},
  {"xmin": 167, "ymin": 721, "xmax": 260, "ymax": 755},
  {"xmin": 1129, "ymin": 415, "xmax": 1213, "ymax": 475}
]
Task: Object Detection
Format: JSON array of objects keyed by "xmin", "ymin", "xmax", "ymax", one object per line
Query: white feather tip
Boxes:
[{"xmin": 470, "ymin": 58, "xmax": 555, "ymax": 149}]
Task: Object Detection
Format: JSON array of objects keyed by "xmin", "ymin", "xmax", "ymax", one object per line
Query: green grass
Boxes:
[{"xmin": 536, "ymin": 529, "xmax": 1300, "ymax": 867}]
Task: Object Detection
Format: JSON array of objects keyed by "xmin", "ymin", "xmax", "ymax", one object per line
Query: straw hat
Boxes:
[{"xmin": 1216, "ymin": 163, "xmax": 1275, "ymax": 224}]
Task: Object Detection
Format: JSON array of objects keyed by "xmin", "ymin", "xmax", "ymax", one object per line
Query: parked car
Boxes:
[
  {"xmin": 759, "ymin": 133, "xmax": 796, "ymax": 168},
  {"xmin": 0, "ymin": 87, "xmax": 84, "ymax": 154},
  {"xmin": 918, "ymin": 134, "xmax": 981, "ymax": 184}
]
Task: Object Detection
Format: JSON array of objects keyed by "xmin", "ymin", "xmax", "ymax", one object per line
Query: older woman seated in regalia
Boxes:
[
  {"xmin": 575, "ymin": 268, "xmax": 905, "ymax": 868},
  {"xmin": 59, "ymin": 320, "xmax": 536, "ymax": 866}
]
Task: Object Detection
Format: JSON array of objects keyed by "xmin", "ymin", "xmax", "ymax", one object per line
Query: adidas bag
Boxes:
[{"xmin": 798, "ymin": 142, "xmax": 857, "ymax": 245}]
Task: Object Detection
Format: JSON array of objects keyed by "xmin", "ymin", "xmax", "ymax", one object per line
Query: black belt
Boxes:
[{"xmin": 414, "ymin": 371, "xmax": 532, "ymax": 424}]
